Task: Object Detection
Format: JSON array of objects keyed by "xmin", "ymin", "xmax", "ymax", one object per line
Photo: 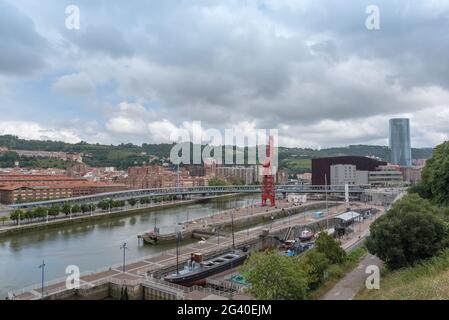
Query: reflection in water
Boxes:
[{"xmin": 0, "ymin": 195, "xmax": 258, "ymax": 297}]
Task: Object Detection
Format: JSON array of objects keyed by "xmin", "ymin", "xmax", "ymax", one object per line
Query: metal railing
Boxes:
[{"xmin": 9, "ymin": 185, "xmax": 370, "ymax": 209}]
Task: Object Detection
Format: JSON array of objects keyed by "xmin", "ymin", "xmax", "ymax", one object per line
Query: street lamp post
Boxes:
[
  {"xmin": 217, "ymin": 228, "xmax": 220, "ymax": 247},
  {"xmin": 176, "ymin": 231, "xmax": 181, "ymax": 275},
  {"xmin": 39, "ymin": 260, "xmax": 46, "ymax": 299},
  {"xmin": 120, "ymin": 243, "xmax": 128, "ymax": 273},
  {"xmin": 231, "ymin": 213, "xmax": 235, "ymax": 250}
]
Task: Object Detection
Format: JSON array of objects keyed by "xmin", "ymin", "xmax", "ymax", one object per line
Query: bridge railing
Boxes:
[{"xmin": 9, "ymin": 184, "xmax": 370, "ymax": 209}]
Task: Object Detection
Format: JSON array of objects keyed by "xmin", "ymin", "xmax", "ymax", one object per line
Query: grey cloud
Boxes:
[
  {"xmin": 0, "ymin": 1, "xmax": 48, "ymax": 75},
  {"xmin": 64, "ymin": 24, "xmax": 134, "ymax": 58},
  {"xmin": 2, "ymin": 0, "xmax": 449, "ymax": 148}
]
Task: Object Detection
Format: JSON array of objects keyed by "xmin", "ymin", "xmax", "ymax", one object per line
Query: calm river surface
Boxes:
[{"xmin": 0, "ymin": 195, "xmax": 259, "ymax": 297}]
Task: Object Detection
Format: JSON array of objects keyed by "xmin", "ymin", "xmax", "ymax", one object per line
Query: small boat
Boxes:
[
  {"xmin": 138, "ymin": 230, "xmax": 179, "ymax": 245},
  {"xmin": 139, "ymin": 231, "xmax": 158, "ymax": 245},
  {"xmin": 298, "ymin": 229, "xmax": 315, "ymax": 242},
  {"xmin": 164, "ymin": 251, "xmax": 248, "ymax": 287}
]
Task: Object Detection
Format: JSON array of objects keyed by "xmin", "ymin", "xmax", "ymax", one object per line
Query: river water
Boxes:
[{"xmin": 0, "ymin": 196, "xmax": 259, "ymax": 298}]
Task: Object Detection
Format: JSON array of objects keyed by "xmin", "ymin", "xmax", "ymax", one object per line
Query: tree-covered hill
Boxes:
[{"xmin": 0, "ymin": 135, "xmax": 434, "ymax": 172}]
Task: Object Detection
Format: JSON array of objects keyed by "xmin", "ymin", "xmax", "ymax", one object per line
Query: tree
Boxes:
[
  {"xmin": 208, "ymin": 177, "xmax": 229, "ymax": 186},
  {"xmin": 24, "ymin": 210, "xmax": 34, "ymax": 221},
  {"xmin": 366, "ymin": 194, "xmax": 449, "ymax": 269},
  {"xmin": 71, "ymin": 204, "xmax": 81, "ymax": 214},
  {"xmin": 298, "ymin": 250, "xmax": 330, "ymax": 289},
  {"xmin": 229, "ymin": 177, "xmax": 246, "ymax": 185},
  {"xmin": 10, "ymin": 209, "xmax": 23, "ymax": 224},
  {"xmin": 112, "ymin": 200, "xmax": 125, "ymax": 208},
  {"xmin": 32, "ymin": 207, "xmax": 47, "ymax": 221},
  {"xmin": 62, "ymin": 203, "xmax": 72, "ymax": 216},
  {"xmin": 48, "ymin": 205, "xmax": 61, "ymax": 217},
  {"xmin": 315, "ymin": 232, "xmax": 347, "ymax": 265},
  {"xmin": 81, "ymin": 204, "xmax": 90, "ymax": 213},
  {"xmin": 0, "ymin": 216, "xmax": 7, "ymax": 225},
  {"xmin": 98, "ymin": 199, "xmax": 111, "ymax": 211},
  {"xmin": 81, "ymin": 203, "xmax": 96, "ymax": 213},
  {"xmin": 139, "ymin": 197, "xmax": 150, "ymax": 205},
  {"xmin": 414, "ymin": 141, "xmax": 449, "ymax": 205},
  {"xmin": 128, "ymin": 198, "xmax": 137, "ymax": 207},
  {"xmin": 240, "ymin": 251, "xmax": 309, "ymax": 300}
]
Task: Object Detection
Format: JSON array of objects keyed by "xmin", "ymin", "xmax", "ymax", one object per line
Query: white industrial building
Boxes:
[{"xmin": 330, "ymin": 164, "xmax": 403, "ymax": 186}]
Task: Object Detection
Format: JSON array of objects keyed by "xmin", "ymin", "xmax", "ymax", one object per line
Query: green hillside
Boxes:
[
  {"xmin": 357, "ymin": 249, "xmax": 449, "ymax": 300},
  {"xmin": 0, "ymin": 135, "xmax": 434, "ymax": 172}
]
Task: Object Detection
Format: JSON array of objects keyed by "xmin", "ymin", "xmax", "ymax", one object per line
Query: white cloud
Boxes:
[
  {"xmin": 2, "ymin": 1, "xmax": 449, "ymax": 148},
  {"xmin": 0, "ymin": 121, "xmax": 81, "ymax": 143},
  {"xmin": 52, "ymin": 72, "xmax": 96, "ymax": 97},
  {"xmin": 106, "ymin": 117, "xmax": 147, "ymax": 135}
]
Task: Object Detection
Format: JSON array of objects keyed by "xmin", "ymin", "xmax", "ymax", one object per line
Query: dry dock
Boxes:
[{"xmin": 7, "ymin": 201, "xmax": 384, "ymax": 300}]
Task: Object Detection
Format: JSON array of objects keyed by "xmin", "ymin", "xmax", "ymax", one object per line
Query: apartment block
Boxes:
[{"xmin": 0, "ymin": 174, "xmax": 126, "ymax": 204}]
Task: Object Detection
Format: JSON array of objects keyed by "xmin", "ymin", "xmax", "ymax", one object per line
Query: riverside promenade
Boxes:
[
  {"xmin": 0, "ymin": 194, "xmax": 238, "ymax": 237},
  {"xmin": 8, "ymin": 201, "xmax": 383, "ymax": 300}
]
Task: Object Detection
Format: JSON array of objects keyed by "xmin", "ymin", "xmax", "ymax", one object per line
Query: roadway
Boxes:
[{"xmin": 8, "ymin": 184, "xmax": 370, "ymax": 209}]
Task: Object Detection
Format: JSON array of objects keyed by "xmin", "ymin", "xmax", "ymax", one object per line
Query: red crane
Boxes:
[{"xmin": 261, "ymin": 135, "xmax": 275, "ymax": 207}]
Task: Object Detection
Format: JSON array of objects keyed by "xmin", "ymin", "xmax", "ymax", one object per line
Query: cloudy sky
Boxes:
[{"xmin": 1, "ymin": 0, "xmax": 448, "ymax": 148}]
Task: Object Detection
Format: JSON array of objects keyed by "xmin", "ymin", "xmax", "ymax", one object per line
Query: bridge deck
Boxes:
[{"xmin": 10, "ymin": 185, "xmax": 370, "ymax": 209}]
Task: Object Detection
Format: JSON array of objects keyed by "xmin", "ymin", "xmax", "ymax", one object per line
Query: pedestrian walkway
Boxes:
[{"xmin": 320, "ymin": 254, "xmax": 383, "ymax": 300}]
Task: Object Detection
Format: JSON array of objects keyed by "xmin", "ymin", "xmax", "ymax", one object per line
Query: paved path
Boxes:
[{"xmin": 320, "ymin": 254, "xmax": 383, "ymax": 300}]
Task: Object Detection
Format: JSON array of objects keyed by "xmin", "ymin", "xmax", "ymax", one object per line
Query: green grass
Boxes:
[
  {"xmin": 309, "ymin": 246, "xmax": 368, "ymax": 299},
  {"xmin": 356, "ymin": 249, "xmax": 449, "ymax": 300},
  {"xmin": 280, "ymin": 159, "xmax": 312, "ymax": 174}
]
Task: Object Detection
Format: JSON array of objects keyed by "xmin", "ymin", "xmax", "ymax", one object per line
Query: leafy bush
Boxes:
[
  {"xmin": 366, "ymin": 194, "xmax": 449, "ymax": 269},
  {"xmin": 240, "ymin": 251, "xmax": 309, "ymax": 300},
  {"xmin": 298, "ymin": 250, "xmax": 330, "ymax": 289},
  {"xmin": 414, "ymin": 141, "xmax": 449, "ymax": 205},
  {"xmin": 315, "ymin": 232, "xmax": 347, "ymax": 265}
]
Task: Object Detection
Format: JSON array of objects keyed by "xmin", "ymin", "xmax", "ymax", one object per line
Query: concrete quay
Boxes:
[
  {"xmin": 138, "ymin": 200, "xmax": 339, "ymax": 244},
  {"xmin": 8, "ymin": 202, "xmax": 383, "ymax": 301}
]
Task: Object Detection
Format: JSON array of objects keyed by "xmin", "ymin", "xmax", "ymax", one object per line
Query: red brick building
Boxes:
[
  {"xmin": 126, "ymin": 165, "xmax": 206, "ymax": 189},
  {"xmin": 0, "ymin": 174, "xmax": 127, "ymax": 204}
]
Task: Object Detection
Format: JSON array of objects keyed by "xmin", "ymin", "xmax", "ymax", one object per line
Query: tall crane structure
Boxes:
[{"xmin": 261, "ymin": 135, "xmax": 275, "ymax": 207}]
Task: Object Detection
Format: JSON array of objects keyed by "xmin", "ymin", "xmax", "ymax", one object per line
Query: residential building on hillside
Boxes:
[
  {"xmin": 215, "ymin": 166, "xmax": 256, "ymax": 184},
  {"xmin": 8, "ymin": 150, "xmax": 83, "ymax": 162},
  {"xmin": 126, "ymin": 165, "xmax": 206, "ymax": 189}
]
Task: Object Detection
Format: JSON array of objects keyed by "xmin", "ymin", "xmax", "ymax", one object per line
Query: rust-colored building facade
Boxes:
[
  {"xmin": 0, "ymin": 174, "xmax": 126, "ymax": 204},
  {"xmin": 126, "ymin": 165, "xmax": 206, "ymax": 190}
]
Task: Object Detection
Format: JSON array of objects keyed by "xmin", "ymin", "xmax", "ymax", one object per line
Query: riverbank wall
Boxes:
[{"xmin": 0, "ymin": 194, "xmax": 240, "ymax": 238}]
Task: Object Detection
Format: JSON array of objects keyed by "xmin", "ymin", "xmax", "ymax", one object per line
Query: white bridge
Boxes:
[{"xmin": 10, "ymin": 184, "xmax": 370, "ymax": 209}]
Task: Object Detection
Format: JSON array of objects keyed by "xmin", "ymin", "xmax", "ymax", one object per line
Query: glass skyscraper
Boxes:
[{"xmin": 389, "ymin": 118, "xmax": 412, "ymax": 167}]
